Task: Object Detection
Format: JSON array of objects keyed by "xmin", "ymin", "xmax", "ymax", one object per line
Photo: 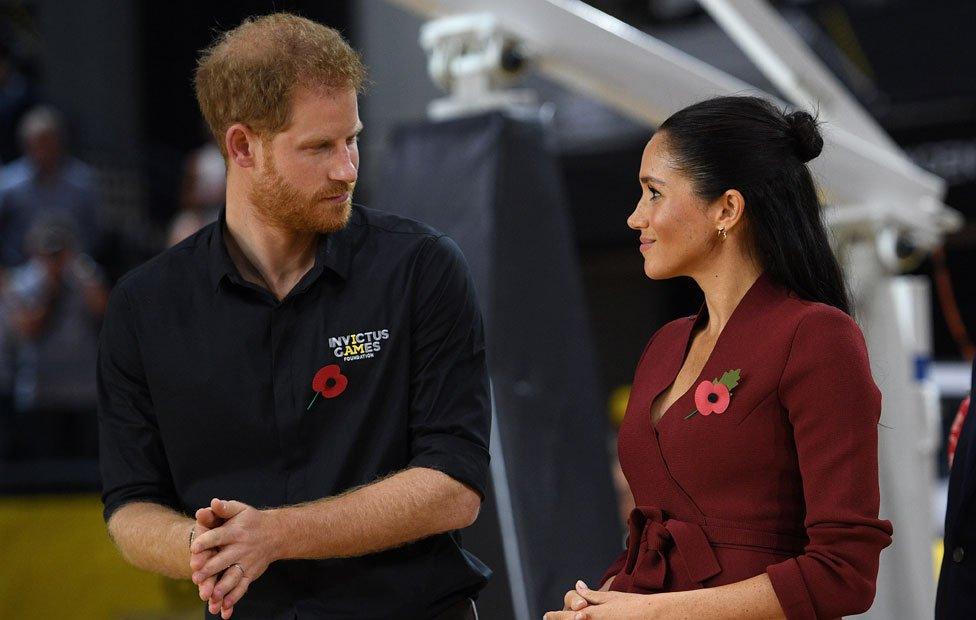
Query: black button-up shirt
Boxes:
[{"xmin": 97, "ymin": 205, "xmax": 492, "ymax": 619}]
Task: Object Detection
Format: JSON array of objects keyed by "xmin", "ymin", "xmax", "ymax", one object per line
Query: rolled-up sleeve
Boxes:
[
  {"xmin": 406, "ymin": 235, "xmax": 491, "ymax": 500},
  {"xmin": 766, "ymin": 308, "xmax": 893, "ymax": 619},
  {"xmin": 97, "ymin": 282, "xmax": 179, "ymax": 523}
]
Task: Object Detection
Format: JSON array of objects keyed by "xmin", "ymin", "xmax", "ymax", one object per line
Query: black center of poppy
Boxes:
[
  {"xmin": 325, "ymin": 378, "xmax": 336, "ymax": 388},
  {"xmin": 708, "ymin": 393, "xmax": 718, "ymax": 403}
]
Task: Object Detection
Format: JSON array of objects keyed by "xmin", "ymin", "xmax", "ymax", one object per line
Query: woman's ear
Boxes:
[{"xmin": 716, "ymin": 189, "xmax": 745, "ymax": 232}]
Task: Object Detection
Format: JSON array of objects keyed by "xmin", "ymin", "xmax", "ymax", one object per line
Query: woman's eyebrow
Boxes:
[{"xmin": 640, "ymin": 175, "xmax": 666, "ymax": 185}]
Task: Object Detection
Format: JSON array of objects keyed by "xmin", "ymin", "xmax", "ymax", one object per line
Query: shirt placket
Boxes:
[{"xmin": 269, "ymin": 299, "xmax": 305, "ymax": 504}]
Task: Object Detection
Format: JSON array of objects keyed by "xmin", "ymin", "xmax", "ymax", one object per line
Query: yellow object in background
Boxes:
[
  {"xmin": 0, "ymin": 494, "xmax": 199, "ymax": 620},
  {"xmin": 608, "ymin": 384, "xmax": 631, "ymax": 429}
]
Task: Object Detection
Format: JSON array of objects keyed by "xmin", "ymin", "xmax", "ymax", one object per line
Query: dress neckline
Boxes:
[{"xmin": 650, "ymin": 270, "xmax": 774, "ymax": 433}]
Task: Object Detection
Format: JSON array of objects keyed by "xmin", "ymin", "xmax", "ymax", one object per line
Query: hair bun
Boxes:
[{"xmin": 784, "ymin": 110, "xmax": 823, "ymax": 163}]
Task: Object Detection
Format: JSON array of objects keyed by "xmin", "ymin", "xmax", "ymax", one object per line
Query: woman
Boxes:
[{"xmin": 545, "ymin": 96, "xmax": 892, "ymax": 620}]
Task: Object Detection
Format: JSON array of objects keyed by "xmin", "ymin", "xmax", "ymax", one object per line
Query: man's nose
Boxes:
[{"xmin": 330, "ymin": 150, "xmax": 358, "ymax": 184}]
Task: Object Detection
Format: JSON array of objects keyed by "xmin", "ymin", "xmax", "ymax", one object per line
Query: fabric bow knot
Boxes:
[{"xmin": 616, "ymin": 506, "xmax": 722, "ymax": 592}]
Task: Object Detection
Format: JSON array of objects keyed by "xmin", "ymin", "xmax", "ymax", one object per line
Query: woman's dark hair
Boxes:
[{"xmin": 658, "ymin": 95, "xmax": 851, "ymax": 315}]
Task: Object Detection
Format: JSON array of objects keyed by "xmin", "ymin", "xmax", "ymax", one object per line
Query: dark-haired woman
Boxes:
[{"xmin": 545, "ymin": 96, "xmax": 892, "ymax": 620}]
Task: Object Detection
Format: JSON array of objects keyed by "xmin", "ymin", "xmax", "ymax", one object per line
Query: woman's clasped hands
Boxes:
[{"xmin": 544, "ymin": 580, "xmax": 673, "ymax": 619}]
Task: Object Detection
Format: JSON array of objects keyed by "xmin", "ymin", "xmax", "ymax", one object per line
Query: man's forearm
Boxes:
[
  {"xmin": 107, "ymin": 502, "xmax": 194, "ymax": 579},
  {"xmin": 270, "ymin": 467, "xmax": 480, "ymax": 561}
]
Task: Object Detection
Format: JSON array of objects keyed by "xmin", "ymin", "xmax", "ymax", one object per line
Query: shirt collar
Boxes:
[{"xmin": 207, "ymin": 206, "xmax": 355, "ymax": 293}]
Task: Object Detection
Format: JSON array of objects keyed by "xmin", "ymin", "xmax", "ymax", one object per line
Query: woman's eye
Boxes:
[{"xmin": 647, "ymin": 186, "xmax": 661, "ymax": 199}]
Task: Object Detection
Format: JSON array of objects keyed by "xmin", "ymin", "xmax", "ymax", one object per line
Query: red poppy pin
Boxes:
[
  {"xmin": 307, "ymin": 364, "xmax": 348, "ymax": 410},
  {"xmin": 685, "ymin": 369, "xmax": 741, "ymax": 419}
]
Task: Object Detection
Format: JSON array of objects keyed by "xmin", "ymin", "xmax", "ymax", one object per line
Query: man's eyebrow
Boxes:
[{"xmin": 300, "ymin": 124, "xmax": 363, "ymax": 145}]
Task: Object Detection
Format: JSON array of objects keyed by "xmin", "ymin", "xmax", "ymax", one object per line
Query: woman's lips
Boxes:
[{"xmin": 639, "ymin": 240, "xmax": 655, "ymax": 252}]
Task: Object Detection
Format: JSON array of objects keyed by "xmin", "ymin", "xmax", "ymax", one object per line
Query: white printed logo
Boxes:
[{"xmin": 329, "ymin": 329, "xmax": 390, "ymax": 362}]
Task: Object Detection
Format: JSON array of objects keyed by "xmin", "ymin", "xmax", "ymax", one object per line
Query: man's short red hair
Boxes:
[{"xmin": 194, "ymin": 13, "xmax": 367, "ymax": 158}]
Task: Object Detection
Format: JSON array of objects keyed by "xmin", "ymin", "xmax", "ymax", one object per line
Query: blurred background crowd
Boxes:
[{"xmin": 0, "ymin": 36, "xmax": 227, "ymax": 469}]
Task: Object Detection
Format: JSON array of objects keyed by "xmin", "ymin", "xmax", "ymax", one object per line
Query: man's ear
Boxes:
[{"xmin": 225, "ymin": 123, "xmax": 259, "ymax": 170}]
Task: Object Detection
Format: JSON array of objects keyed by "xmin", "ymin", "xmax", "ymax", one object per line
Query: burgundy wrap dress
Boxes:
[{"xmin": 602, "ymin": 271, "xmax": 893, "ymax": 619}]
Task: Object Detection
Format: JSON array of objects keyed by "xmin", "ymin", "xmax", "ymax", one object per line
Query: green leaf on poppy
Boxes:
[{"xmin": 717, "ymin": 369, "xmax": 741, "ymax": 391}]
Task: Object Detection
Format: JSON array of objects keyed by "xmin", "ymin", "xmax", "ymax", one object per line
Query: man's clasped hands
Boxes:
[{"xmin": 189, "ymin": 498, "xmax": 281, "ymax": 619}]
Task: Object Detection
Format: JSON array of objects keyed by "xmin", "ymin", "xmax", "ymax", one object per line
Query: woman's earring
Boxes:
[{"xmin": 718, "ymin": 227, "xmax": 728, "ymax": 240}]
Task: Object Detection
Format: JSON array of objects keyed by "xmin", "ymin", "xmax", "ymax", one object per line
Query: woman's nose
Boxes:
[{"xmin": 627, "ymin": 203, "xmax": 646, "ymax": 230}]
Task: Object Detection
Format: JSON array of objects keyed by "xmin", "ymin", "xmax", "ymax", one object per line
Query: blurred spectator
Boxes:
[
  {"xmin": 0, "ymin": 40, "xmax": 35, "ymax": 165},
  {"xmin": 166, "ymin": 141, "xmax": 225, "ymax": 246},
  {"xmin": 0, "ymin": 106, "xmax": 101, "ymax": 267},
  {"xmin": 1, "ymin": 217, "xmax": 107, "ymax": 460}
]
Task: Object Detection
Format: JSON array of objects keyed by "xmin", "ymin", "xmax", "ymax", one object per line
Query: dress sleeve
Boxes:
[
  {"xmin": 406, "ymin": 235, "xmax": 491, "ymax": 500},
  {"xmin": 97, "ymin": 283, "xmax": 180, "ymax": 522},
  {"xmin": 765, "ymin": 307, "xmax": 893, "ymax": 619}
]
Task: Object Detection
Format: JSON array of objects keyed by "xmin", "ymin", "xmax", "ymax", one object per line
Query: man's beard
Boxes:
[{"xmin": 248, "ymin": 150, "xmax": 353, "ymax": 234}]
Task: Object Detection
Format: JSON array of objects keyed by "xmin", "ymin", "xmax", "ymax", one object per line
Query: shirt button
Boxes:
[{"xmin": 953, "ymin": 546, "xmax": 965, "ymax": 563}]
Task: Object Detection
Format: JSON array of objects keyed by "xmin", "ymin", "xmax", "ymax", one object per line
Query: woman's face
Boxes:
[{"xmin": 627, "ymin": 132, "xmax": 722, "ymax": 280}]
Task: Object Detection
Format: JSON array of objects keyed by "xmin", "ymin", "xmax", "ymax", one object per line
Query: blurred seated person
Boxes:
[
  {"xmin": 2, "ymin": 217, "xmax": 107, "ymax": 459},
  {"xmin": 166, "ymin": 141, "xmax": 225, "ymax": 246},
  {"xmin": 0, "ymin": 105, "xmax": 101, "ymax": 267}
]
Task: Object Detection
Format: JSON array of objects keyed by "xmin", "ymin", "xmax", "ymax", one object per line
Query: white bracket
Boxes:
[{"xmin": 419, "ymin": 13, "xmax": 536, "ymax": 119}]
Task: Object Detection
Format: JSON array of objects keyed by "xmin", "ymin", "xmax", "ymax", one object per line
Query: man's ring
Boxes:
[{"xmin": 231, "ymin": 563, "xmax": 246, "ymax": 578}]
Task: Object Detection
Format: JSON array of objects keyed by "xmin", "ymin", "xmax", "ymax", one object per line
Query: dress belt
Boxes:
[{"xmin": 615, "ymin": 506, "xmax": 807, "ymax": 592}]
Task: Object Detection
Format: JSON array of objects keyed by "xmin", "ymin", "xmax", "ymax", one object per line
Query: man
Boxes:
[
  {"xmin": 4, "ymin": 217, "xmax": 107, "ymax": 458},
  {"xmin": 937, "ymin": 360, "xmax": 976, "ymax": 618},
  {"xmin": 98, "ymin": 14, "xmax": 491, "ymax": 619},
  {"xmin": 0, "ymin": 105, "xmax": 101, "ymax": 266}
]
